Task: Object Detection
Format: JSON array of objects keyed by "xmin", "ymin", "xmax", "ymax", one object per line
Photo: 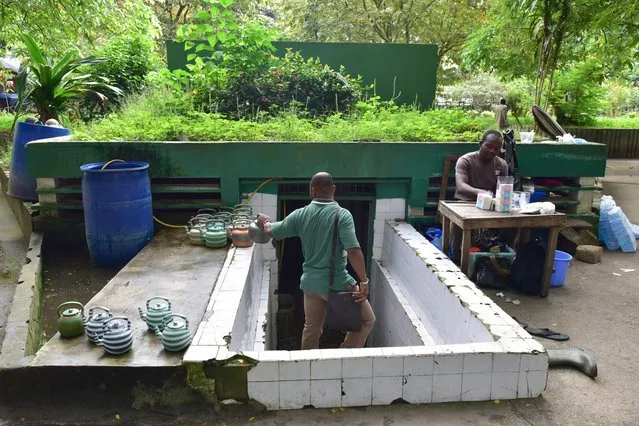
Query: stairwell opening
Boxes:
[{"xmin": 276, "ymin": 197, "xmax": 373, "ymax": 350}]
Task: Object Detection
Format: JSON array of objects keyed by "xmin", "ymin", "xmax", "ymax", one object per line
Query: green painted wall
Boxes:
[
  {"xmin": 25, "ymin": 141, "xmax": 607, "ymax": 206},
  {"xmin": 166, "ymin": 40, "xmax": 439, "ymax": 109}
]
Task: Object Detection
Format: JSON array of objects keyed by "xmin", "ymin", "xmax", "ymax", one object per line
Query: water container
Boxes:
[
  {"xmin": 550, "ymin": 250, "xmax": 572, "ymax": 287},
  {"xmin": 424, "ymin": 227, "xmax": 442, "ymax": 251},
  {"xmin": 8, "ymin": 121, "xmax": 71, "ymax": 201},
  {"xmin": 81, "ymin": 161, "xmax": 154, "ymax": 268}
]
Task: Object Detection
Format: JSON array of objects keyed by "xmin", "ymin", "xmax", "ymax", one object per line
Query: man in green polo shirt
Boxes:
[{"xmin": 256, "ymin": 172, "xmax": 375, "ymax": 349}]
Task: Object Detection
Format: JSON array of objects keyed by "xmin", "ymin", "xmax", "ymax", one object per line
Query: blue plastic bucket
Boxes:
[
  {"xmin": 8, "ymin": 121, "xmax": 71, "ymax": 201},
  {"xmin": 81, "ymin": 161, "xmax": 154, "ymax": 268},
  {"xmin": 550, "ymin": 250, "xmax": 572, "ymax": 287},
  {"xmin": 424, "ymin": 228, "xmax": 443, "ymax": 251}
]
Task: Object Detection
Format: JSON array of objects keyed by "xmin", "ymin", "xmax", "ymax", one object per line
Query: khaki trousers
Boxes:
[{"xmin": 301, "ymin": 291, "xmax": 376, "ymax": 350}]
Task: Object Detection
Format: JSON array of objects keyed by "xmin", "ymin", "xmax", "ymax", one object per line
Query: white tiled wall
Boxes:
[
  {"xmin": 185, "ymin": 195, "xmax": 550, "ymax": 410},
  {"xmin": 368, "ymin": 261, "xmax": 435, "ymax": 347},
  {"xmin": 382, "ymin": 222, "xmax": 494, "ymax": 345},
  {"xmin": 244, "ymin": 193, "xmax": 277, "ymax": 261},
  {"xmin": 372, "ymin": 198, "xmax": 406, "ymax": 260}
]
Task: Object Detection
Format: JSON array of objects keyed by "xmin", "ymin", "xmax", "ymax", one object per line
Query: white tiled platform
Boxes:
[{"xmin": 184, "ymin": 197, "xmax": 548, "ymax": 410}]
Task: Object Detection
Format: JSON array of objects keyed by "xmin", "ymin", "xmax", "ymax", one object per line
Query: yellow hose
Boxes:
[
  {"xmin": 153, "ymin": 216, "xmax": 188, "ymax": 229},
  {"xmin": 242, "ymin": 178, "xmax": 276, "ymax": 205},
  {"xmin": 100, "ymin": 159, "xmax": 125, "ymax": 170}
]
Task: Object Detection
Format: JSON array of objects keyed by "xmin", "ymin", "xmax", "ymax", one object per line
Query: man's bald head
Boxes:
[{"xmin": 310, "ymin": 172, "xmax": 335, "ymax": 199}]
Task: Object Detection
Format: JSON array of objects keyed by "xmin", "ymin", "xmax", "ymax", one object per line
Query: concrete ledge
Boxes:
[
  {"xmin": 0, "ymin": 232, "xmax": 44, "ymax": 368},
  {"xmin": 0, "ymin": 166, "xmax": 34, "ymax": 238}
]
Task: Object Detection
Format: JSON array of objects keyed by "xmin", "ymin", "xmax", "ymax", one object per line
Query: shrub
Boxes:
[
  {"xmin": 602, "ymin": 80, "xmax": 639, "ymax": 117},
  {"xmin": 91, "ymin": 33, "xmax": 159, "ymax": 95},
  {"xmin": 78, "ymin": 33, "xmax": 159, "ymax": 121},
  {"xmin": 214, "ymin": 51, "xmax": 364, "ymax": 119},
  {"xmin": 550, "ymin": 61, "xmax": 606, "ymax": 126},
  {"xmin": 440, "ymin": 73, "xmax": 506, "ymax": 111},
  {"xmin": 504, "ymin": 78, "xmax": 535, "ymax": 122}
]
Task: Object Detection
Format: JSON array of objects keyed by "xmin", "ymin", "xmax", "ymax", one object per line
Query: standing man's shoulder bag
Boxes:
[{"xmin": 325, "ymin": 208, "xmax": 362, "ymax": 332}]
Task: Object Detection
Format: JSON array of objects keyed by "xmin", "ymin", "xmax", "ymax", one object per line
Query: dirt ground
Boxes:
[{"xmin": 0, "ymin": 160, "xmax": 638, "ymax": 425}]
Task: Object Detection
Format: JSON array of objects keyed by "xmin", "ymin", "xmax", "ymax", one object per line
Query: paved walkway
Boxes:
[
  {"xmin": 1, "ymin": 160, "xmax": 638, "ymax": 424},
  {"xmin": 0, "ymin": 188, "xmax": 27, "ymax": 354}
]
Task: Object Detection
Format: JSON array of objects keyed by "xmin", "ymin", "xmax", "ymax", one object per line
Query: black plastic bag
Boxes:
[{"xmin": 474, "ymin": 256, "xmax": 510, "ymax": 290}]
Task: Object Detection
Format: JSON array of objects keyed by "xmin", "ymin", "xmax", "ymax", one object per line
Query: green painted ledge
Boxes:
[{"xmin": 25, "ymin": 141, "xmax": 607, "ymax": 206}]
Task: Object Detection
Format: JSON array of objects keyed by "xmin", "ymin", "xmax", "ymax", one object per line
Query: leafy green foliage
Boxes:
[
  {"xmin": 14, "ymin": 35, "xmax": 123, "ymax": 124},
  {"xmin": 602, "ymin": 80, "xmax": 639, "ymax": 117},
  {"xmin": 71, "ymin": 89, "xmax": 497, "ymax": 142},
  {"xmin": 464, "ymin": 0, "xmax": 639, "ymax": 112},
  {"xmin": 440, "ymin": 73, "xmax": 506, "ymax": 110},
  {"xmin": 550, "ymin": 61, "xmax": 606, "ymax": 126},
  {"xmin": 91, "ymin": 34, "xmax": 159, "ymax": 96},
  {"xmin": 504, "ymin": 78, "xmax": 535, "ymax": 123},
  {"xmin": 0, "ymin": 0, "xmax": 159, "ymax": 56},
  {"xmin": 216, "ymin": 50, "xmax": 364, "ymax": 119}
]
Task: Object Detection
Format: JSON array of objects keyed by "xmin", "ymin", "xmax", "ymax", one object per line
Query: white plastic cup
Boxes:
[{"xmin": 520, "ymin": 131, "xmax": 535, "ymax": 143}]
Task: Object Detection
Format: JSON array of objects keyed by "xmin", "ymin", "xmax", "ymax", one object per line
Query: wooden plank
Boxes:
[
  {"xmin": 632, "ymin": 129, "xmax": 639, "ymax": 158},
  {"xmin": 621, "ymin": 128, "xmax": 629, "ymax": 159},
  {"xmin": 460, "ymin": 230, "xmax": 471, "ymax": 276},
  {"xmin": 438, "ymin": 201, "xmax": 567, "ymax": 230},
  {"xmin": 541, "ymin": 227, "xmax": 560, "ymax": 298},
  {"xmin": 607, "ymin": 129, "xmax": 617, "ymax": 158}
]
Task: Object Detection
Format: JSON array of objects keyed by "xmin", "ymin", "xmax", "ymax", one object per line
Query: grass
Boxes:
[
  {"xmin": 69, "ymin": 90, "xmax": 500, "ymax": 142},
  {"xmin": 1, "ymin": 95, "xmax": 637, "ymax": 143},
  {"xmin": 593, "ymin": 115, "xmax": 639, "ymax": 129}
]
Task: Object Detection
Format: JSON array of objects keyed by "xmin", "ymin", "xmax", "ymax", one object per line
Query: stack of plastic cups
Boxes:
[
  {"xmin": 607, "ymin": 207, "xmax": 637, "ymax": 253},
  {"xmin": 599, "ymin": 196, "xmax": 620, "ymax": 250}
]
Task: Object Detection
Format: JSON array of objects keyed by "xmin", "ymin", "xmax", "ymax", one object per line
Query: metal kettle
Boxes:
[
  {"xmin": 230, "ymin": 219, "xmax": 254, "ymax": 248},
  {"xmin": 202, "ymin": 221, "xmax": 228, "ymax": 248},
  {"xmin": 248, "ymin": 219, "xmax": 271, "ymax": 244}
]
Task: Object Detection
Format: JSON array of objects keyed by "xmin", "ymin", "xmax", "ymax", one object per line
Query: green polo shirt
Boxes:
[{"xmin": 271, "ymin": 200, "xmax": 360, "ymax": 294}]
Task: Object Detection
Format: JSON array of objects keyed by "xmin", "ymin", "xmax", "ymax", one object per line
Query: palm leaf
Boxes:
[
  {"xmin": 21, "ymin": 34, "xmax": 46, "ymax": 67},
  {"xmin": 51, "ymin": 50, "xmax": 79, "ymax": 80}
]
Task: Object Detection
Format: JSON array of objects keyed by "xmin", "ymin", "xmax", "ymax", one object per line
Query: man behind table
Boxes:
[
  {"xmin": 449, "ymin": 130, "xmax": 511, "ymax": 262},
  {"xmin": 455, "ymin": 130, "xmax": 508, "ymax": 201}
]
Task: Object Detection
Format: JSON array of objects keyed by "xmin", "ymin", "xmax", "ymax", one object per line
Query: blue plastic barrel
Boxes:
[
  {"xmin": 550, "ymin": 250, "xmax": 572, "ymax": 287},
  {"xmin": 81, "ymin": 161, "xmax": 154, "ymax": 268},
  {"xmin": 8, "ymin": 121, "xmax": 71, "ymax": 201}
]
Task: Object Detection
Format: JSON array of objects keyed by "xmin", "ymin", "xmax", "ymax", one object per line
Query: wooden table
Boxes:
[{"xmin": 439, "ymin": 201, "xmax": 567, "ymax": 297}]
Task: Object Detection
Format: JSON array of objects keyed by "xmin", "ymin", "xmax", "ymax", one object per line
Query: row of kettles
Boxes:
[
  {"xmin": 186, "ymin": 205, "xmax": 257, "ymax": 248},
  {"xmin": 56, "ymin": 297, "xmax": 191, "ymax": 355}
]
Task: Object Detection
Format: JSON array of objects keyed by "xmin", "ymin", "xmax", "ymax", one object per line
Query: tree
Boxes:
[
  {"xmin": 0, "ymin": 0, "xmax": 158, "ymax": 56},
  {"xmin": 418, "ymin": 0, "xmax": 488, "ymax": 61},
  {"xmin": 463, "ymin": 0, "xmax": 639, "ymax": 110},
  {"xmin": 144, "ymin": 0, "xmax": 208, "ymax": 41}
]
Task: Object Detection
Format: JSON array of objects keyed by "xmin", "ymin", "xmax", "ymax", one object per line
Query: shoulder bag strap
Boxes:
[{"xmin": 329, "ymin": 208, "xmax": 342, "ymax": 292}]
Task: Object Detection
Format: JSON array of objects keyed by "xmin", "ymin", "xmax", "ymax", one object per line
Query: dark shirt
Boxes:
[{"xmin": 454, "ymin": 151, "xmax": 508, "ymax": 201}]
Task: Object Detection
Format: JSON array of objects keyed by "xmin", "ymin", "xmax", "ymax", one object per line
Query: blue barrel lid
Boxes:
[{"xmin": 81, "ymin": 161, "xmax": 149, "ymax": 173}]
